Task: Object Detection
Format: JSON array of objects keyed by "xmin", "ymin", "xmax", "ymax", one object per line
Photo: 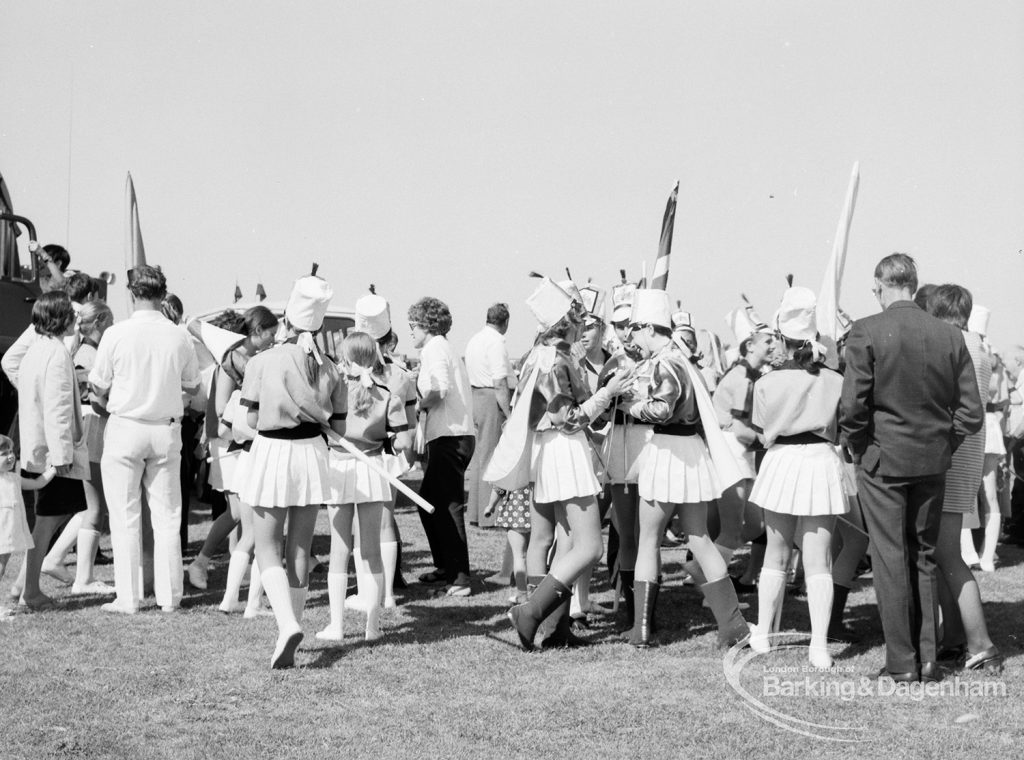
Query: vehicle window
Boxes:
[{"xmin": 318, "ymin": 317, "xmax": 354, "ymax": 360}]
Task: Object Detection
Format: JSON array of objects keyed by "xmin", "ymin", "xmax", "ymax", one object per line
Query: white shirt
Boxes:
[
  {"xmin": 417, "ymin": 335, "xmax": 474, "ymax": 443},
  {"xmin": 464, "ymin": 324, "xmax": 512, "ymax": 388},
  {"xmin": 89, "ymin": 310, "xmax": 200, "ymax": 422}
]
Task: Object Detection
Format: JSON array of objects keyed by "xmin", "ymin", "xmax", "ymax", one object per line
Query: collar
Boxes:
[
  {"xmin": 885, "ymin": 300, "xmax": 920, "ymax": 311},
  {"xmin": 131, "ymin": 310, "xmax": 170, "ymax": 322}
]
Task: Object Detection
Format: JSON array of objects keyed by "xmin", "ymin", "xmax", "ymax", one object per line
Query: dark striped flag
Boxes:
[{"xmin": 651, "ymin": 181, "xmax": 679, "ymax": 291}]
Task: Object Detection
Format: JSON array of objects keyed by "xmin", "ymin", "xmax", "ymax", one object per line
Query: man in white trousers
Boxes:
[{"xmin": 89, "ymin": 265, "xmax": 200, "ymax": 613}]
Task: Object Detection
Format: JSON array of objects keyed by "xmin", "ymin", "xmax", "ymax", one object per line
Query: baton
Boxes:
[{"xmin": 325, "ymin": 430, "xmax": 435, "ymax": 513}]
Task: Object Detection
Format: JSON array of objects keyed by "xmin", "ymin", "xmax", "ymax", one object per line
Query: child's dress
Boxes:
[
  {"xmin": 495, "ymin": 487, "xmax": 532, "ymax": 532},
  {"xmin": 0, "ymin": 472, "xmax": 34, "ymax": 553}
]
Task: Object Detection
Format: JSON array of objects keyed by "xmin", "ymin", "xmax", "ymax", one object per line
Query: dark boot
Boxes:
[
  {"xmin": 542, "ymin": 600, "xmax": 592, "ymax": 649},
  {"xmin": 509, "ymin": 575, "xmax": 570, "ymax": 651},
  {"xmin": 530, "ymin": 575, "xmax": 559, "ymax": 641},
  {"xmin": 627, "ymin": 580, "xmax": 659, "ymax": 648},
  {"xmin": 701, "ymin": 575, "xmax": 751, "ymax": 648},
  {"xmin": 619, "ymin": 570, "xmax": 635, "ymax": 631},
  {"xmin": 828, "ymin": 583, "xmax": 853, "ymax": 641}
]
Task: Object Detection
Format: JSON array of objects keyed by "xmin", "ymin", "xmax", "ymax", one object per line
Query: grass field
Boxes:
[{"xmin": 1, "ymin": 499, "xmax": 1021, "ymax": 760}]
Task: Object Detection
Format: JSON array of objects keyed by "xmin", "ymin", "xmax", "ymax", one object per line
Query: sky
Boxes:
[{"xmin": 2, "ymin": 1, "xmax": 1022, "ymax": 355}]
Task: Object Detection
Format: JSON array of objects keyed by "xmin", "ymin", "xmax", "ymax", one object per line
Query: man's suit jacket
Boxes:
[{"xmin": 840, "ymin": 300, "xmax": 983, "ymax": 478}]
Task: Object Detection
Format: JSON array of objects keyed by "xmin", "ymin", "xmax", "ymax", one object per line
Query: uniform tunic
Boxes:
[
  {"xmin": 712, "ymin": 360, "xmax": 761, "ymax": 479},
  {"xmin": 597, "ymin": 351, "xmax": 652, "ymax": 485},
  {"xmin": 626, "ymin": 344, "xmax": 719, "ymax": 504},
  {"xmin": 748, "ymin": 361, "xmax": 848, "ymax": 516}
]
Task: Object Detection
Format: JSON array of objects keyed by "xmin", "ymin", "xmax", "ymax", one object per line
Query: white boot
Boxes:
[
  {"xmin": 749, "ymin": 568, "xmax": 787, "ymax": 654},
  {"xmin": 380, "ymin": 541, "xmax": 398, "ymax": 609},
  {"xmin": 316, "ymin": 572, "xmax": 346, "ymax": 642},
  {"xmin": 806, "ymin": 573, "xmax": 834, "ymax": 668},
  {"xmin": 219, "ymin": 551, "xmax": 250, "ymax": 613},
  {"xmin": 261, "ymin": 566, "xmax": 303, "ymax": 669},
  {"xmin": 365, "ymin": 572, "xmax": 383, "ymax": 641},
  {"xmin": 71, "ymin": 529, "xmax": 113, "ymax": 594},
  {"xmin": 243, "ymin": 559, "xmax": 270, "ymax": 618},
  {"xmin": 979, "ymin": 511, "xmax": 1001, "ymax": 572},
  {"xmin": 345, "ymin": 547, "xmax": 372, "ymax": 612},
  {"xmin": 961, "ymin": 529, "xmax": 981, "ymax": 566}
]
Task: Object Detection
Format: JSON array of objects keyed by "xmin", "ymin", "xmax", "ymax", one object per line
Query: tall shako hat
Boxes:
[
  {"xmin": 285, "ymin": 265, "xmax": 333, "ymax": 332},
  {"xmin": 610, "ymin": 269, "xmax": 638, "ymax": 324},
  {"xmin": 577, "ymin": 277, "xmax": 607, "ymax": 327},
  {"xmin": 726, "ymin": 293, "xmax": 772, "ymax": 345},
  {"xmin": 630, "ymin": 288, "xmax": 673, "ymax": 330},
  {"xmin": 774, "ymin": 286, "xmax": 818, "ymax": 342},
  {"xmin": 968, "ymin": 305, "xmax": 991, "ymax": 337},
  {"xmin": 355, "ymin": 284, "xmax": 392, "ymax": 340},
  {"xmin": 526, "ymin": 271, "xmax": 575, "ymax": 330},
  {"xmin": 671, "ymin": 299, "xmax": 694, "ymax": 332}
]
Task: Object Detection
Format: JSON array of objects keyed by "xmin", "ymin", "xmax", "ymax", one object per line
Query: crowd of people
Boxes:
[{"xmin": 0, "ymin": 246, "xmax": 1020, "ymax": 678}]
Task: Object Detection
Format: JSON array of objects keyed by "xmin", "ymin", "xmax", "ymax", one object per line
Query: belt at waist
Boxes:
[
  {"xmin": 652, "ymin": 422, "xmax": 702, "ymax": 437},
  {"xmin": 226, "ymin": 440, "xmax": 253, "ymax": 453},
  {"xmin": 112, "ymin": 414, "xmax": 181, "ymax": 426},
  {"xmin": 259, "ymin": 421, "xmax": 323, "ymax": 440},
  {"xmin": 986, "ymin": 403, "xmax": 1000, "ymax": 413},
  {"xmin": 774, "ymin": 432, "xmax": 830, "ymax": 446},
  {"xmin": 471, "ymin": 385, "xmax": 496, "ymax": 391}
]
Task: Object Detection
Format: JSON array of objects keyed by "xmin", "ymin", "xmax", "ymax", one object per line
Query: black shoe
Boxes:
[
  {"xmin": 919, "ymin": 662, "xmax": 944, "ymax": 683},
  {"xmin": 964, "ymin": 646, "xmax": 1003, "ymax": 673},
  {"xmin": 418, "ymin": 570, "xmax": 448, "ymax": 585},
  {"xmin": 541, "ymin": 628, "xmax": 592, "ymax": 649},
  {"xmin": 936, "ymin": 644, "xmax": 966, "ymax": 663},
  {"xmin": 876, "ymin": 667, "xmax": 918, "ymax": 683}
]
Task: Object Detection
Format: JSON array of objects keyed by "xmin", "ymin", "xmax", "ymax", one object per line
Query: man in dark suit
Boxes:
[{"xmin": 840, "ymin": 253, "xmax": 983, "ymax": 683}]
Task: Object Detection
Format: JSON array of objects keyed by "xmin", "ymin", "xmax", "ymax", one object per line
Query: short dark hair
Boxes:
[
  {"xmin": 927, "ymin": 283, "xmax": 973, "ymax": 330},
  {"xmin": 913, "ymin": 283, "xmax": 935, "ymax": 310},
  {"xmin": 408, "ymin": 297, "xmax": 453, "ymax": 337},
  {"xmin": 128, "ymin": 265, "xmax": 167, "ymax": 301},
  {"xmin": 874, "ymin": 253, "xmax": 918, "ymax": 293},
  {"xmin": 486, "ymin": 303, "xmax": 510, "ymax": 326},
  {"xmin": 43, "ymin": 244, "xmax": 70, "ymax": 272},
  {"xmin": 32, "ymin": 290, "xmax": 76, "ymax": 338},
  {"xmin": 161, "ymin": 293, "xmax": 184, "ymax": 324},
  {"xmin": 242, "ymin": 305, "xmax": 278, "ymax": 337},
  {"xmin": 63, "ymin": 272, "xmax": 95, "ymax": 303}
]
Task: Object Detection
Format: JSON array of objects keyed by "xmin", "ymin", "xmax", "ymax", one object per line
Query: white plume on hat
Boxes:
[
  {"xmin": 774, "ymin": 286, "xmax": 818, "ymax": 342},
  {"xmin": 527, "ymin": 277, "xmax": 574, "ymax": 330},
  {"xmin": 630, "ymin": 289, "xmax": 673, "ymax": 330},
  {"xmin": 355, "ymin": 291, "xmax": 392, "ymax": 340},
  {"xmin": 285, "ymin": 275, "xmax": 333, "ymax": 332},
  {"xmin": 968, "ymin": 305, "xmax": 990, "ymax": 337}
]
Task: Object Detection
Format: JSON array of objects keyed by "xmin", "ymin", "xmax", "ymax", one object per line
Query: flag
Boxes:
[
  {"xmin": 256, "ymin": 282, "xmax": 267, "ymax": 301},
  {"xmin": 650, "ymin": 181, "xmax": 679, "ymax": 291},
  {"xmin": 125, "ymin": 172, "xmax": 147, "ymax": 272},
  {"xmin": 0, "ymin": 171, "xmax": 21, "ymax": 279},
  {"xmin": 816, "ymin": 163, "xmax": 859, "ymax": 342}
]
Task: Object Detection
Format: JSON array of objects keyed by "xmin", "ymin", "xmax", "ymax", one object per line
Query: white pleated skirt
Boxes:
[
  {"xmin": 326, "ymin": 450, "xmax": 409, "ymax": 506},
  {"xmin": 983, "ymin": 413, "xmax": 1005, "ymax": 456},
  {"xmin": 750, "ymin": 442, "xmax": 849, "ymax": 516},
  {"xmin": 629, "ymin": 433, "xmax": 721, "ymax": 504},
  {"xmin": 721, "ymin": 430, "xmax": 757, "ymax": 481},
  {"xmin": 235, "ymin": 434, "xmax": 331, "ymax": 508},
  {"xmin": 531, "ymin": 430, "xmax": 601, "ymax": 503},
  {"xmin": 601, "ymin": 423, "xmax": 653, "ymax": 484},
  {"xmin": 207, "ymin": 438, "xmax": 240, "ymax": 494}
]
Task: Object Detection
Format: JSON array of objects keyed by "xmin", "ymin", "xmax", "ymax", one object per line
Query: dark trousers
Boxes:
[
  {"xmin": 857, "ymin": 469, "xmax": 945, "ymax": 673},
  {"xmin": 178, "ymin": 415, "xmax": 200, "ymax": 549},
  {"xmin": 1007, "ymin": 445, "xmax": 1024, "ymax": 540},
  {"xmin": 418, "ymin": 435, "xmax": 475, "ymax": 581}
]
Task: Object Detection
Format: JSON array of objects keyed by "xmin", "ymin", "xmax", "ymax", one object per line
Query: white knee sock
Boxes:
[
  {"xmin": 219, "ymin": 551, "xmax": 250, "ymax": 612},
  {"xmin": 380, "ymin": 541, "xmax": 398, "ymax": 609},
  {"xmin": 961, "ymin": 529, "xmax": 981, "ymax": 565},
  {"xmin": 750, "ymin": 568, "xmax": 787, "ymax": 653},
  {"xmin": 805, "ymin": 573, "xmax": 834, "ymax": 668},
  {"xmin": 365, "ymin": 573, "xmax": 383, "ymax": 641},
  {"xmin": 317, "ymin": 572, "xmax": 346, "ymax": 640},
  {"xmin": 244, "ymin": 558, "xmax": 264, "ymax": 614},
  {"xmin": 345, "ymin": 548, "xmax": 371, "ymax": 611},
  {"xmin": 260, "ymin": 566, "xmax": 300, "ymax": 636},
  {"xmin": 290, "ymin": 585, "xmax": 308, "ymax": 623},
  {"xmin": 980, "ymin": 512, "xmax": 1001, "ymax": 569},
  {"xmin": 74, "ymin": 529, "xmax": 101, "ymax": 587}
]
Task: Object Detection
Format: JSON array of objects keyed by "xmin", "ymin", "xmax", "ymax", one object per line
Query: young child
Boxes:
[
  {"xmin": 317, "ymin": 332, "xmax": 410, "ymax": 644},
  {"xmin": 0, "ymin": 435, "xmax": 57, "ymax": 618},
  {"xmin": 484, "ymin": 486, "xmax": 532, "ymax": 604}
]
